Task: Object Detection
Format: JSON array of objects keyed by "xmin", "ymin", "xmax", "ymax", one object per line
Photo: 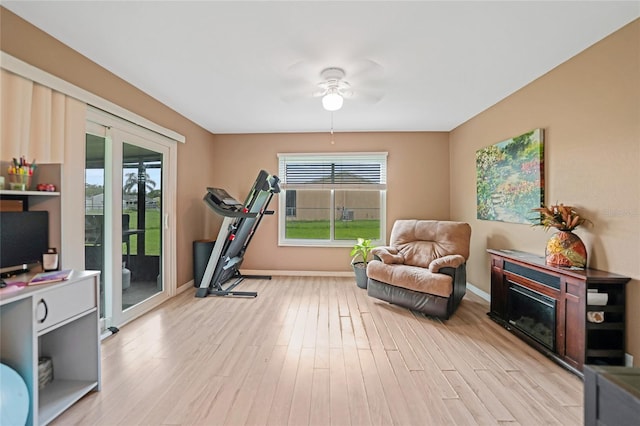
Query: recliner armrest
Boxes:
[
  {"xmin": 429, "ymin": 254, "xmax": 466, "ymax": 273},
  {"xmin": 371, "ymin": 246, "xmax": 404, "ymax": 264}
]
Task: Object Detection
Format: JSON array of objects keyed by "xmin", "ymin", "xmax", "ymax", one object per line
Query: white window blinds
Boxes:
[{"xmin": 278, "ymin": 152, "xmax": 388, "ymax": 190}]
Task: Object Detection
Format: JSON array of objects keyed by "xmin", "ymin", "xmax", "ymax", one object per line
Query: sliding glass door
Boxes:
[
  {"xmin": 120, "ymin": 140, "xmax": 165, "ymax": 315},
  {"xmin": 85, "ymin": 124, "xmax": 109, "ymax": 320},
  {"xmin": 85, "ymin": 109, "xmax": 175, "ymax": 329}
]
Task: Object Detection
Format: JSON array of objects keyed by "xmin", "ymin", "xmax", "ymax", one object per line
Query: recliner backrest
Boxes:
[{"xmin": 390, "ymin": 220, "xmax": 471, "ymax": 268}]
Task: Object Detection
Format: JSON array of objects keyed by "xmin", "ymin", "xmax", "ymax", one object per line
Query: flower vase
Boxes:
[{"xmin": 545, "ymin": 231, "xmax": 587, "ymax": 268}]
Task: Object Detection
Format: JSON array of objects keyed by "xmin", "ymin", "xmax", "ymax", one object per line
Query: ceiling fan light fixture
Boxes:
[{"xmin": 322, "ymin": 91, "xmax": 343, "ymax": 111}]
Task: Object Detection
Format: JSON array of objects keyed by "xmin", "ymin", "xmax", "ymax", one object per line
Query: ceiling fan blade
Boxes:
[
  {"xmin": 316, "ymin": 81, "xmax": 330, "ymax": 91},
  {"xmin": 339, "ymin": 88, "xmax": 355, "ymax": 99},
  {"xmin": 311, "ymin": 88, "xmax": 327, "ymax": 98},
  {"xmin": 352, "ymin": 88, "xmax": 384, "ymax": 104},
  {"xmin": 282, "ymin": 61, "xmax": 384, "ymax": 105},
  {"xmin": 348, "ymin": 58, "xmax": 384, "ymax": 81},
  {"xmin": 285, "ymin": 59, "xmax": 316, "ymax": 76},
  {"xmin": 281, "ymin": 74, "xmax": 315, "ymax": 89},
  {"xmin": 281, "ymin": 92, "xmax": 308, "ymax": 103},
  {"xmin": 281, "ymin": 87, "xmax": 327, "ymax": 103}
]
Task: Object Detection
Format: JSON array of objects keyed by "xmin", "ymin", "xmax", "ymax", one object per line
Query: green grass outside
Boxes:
[
  {"xmin": 88, "ymin": 213, "xmax": 376, "ymax": 254},
  {"xmin": 286, "ymin": 219, "xmax": 380, "ymax": 240},
  {"xmin": 124, "ymin": 209, "xmax": 161, "ymax": 255},
  {"xmin": 141, "ymin": 216, "xmax": 379, "ymax": 249}
]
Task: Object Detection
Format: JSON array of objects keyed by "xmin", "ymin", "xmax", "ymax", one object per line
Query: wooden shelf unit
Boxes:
[{"xmin": 488, "ymin": 249, "xmax": 630, "ymax": 375}]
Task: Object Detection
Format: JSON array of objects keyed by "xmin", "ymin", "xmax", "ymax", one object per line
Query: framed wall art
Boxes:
[{"xmin": 476, "ymin": 128, "xmax": 544, "ymax": 224}]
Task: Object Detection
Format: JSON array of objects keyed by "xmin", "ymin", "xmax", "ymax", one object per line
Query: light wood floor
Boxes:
[{"xmin": 54, "ymin": 276, "xmax": 583, "ymax": 425}]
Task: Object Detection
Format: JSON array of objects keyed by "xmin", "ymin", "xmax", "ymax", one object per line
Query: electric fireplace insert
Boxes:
[{"xmin": 507, "ymin": 282, "xmax": 556, "ymax": 351}]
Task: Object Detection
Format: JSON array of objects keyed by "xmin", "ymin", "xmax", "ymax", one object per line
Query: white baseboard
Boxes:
[
  {"xmin": 241, "ymin": 270, "xmax": 353, "ymax": 278},
  {"xmin": 177, "ymin": 280, "xmax": 194, "ymax": 294},
  {"xmin": 467, "ymin": 282, "xmax": 490, "ymax": 302},
  {"xmin": 625, "ymin": 353, "xmax": 634, "ymax": 367},
  {"xmin": 182, "ymin": 273, "xmax": 491, "ymax": 302},
  {"xmin": 178, "ymin": 272, "xmax": 352, "ymax": 294}
]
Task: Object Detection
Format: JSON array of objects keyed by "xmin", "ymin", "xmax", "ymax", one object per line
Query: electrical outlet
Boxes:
[{"xmin": 625, "ymin": 353, "xmax": 634, "ymax": 367}]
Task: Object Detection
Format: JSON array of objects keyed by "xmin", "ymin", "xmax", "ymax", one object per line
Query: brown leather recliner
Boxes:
[{"xmin": 366, "ymin": 220, "xmax": 471, "ymax": 319}]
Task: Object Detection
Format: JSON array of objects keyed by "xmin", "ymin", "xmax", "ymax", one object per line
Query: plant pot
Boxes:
[
  {"xmin": 352, "ymin": 261, "xmax": 368, "ymax": 289},
  {"xmin": 545, "ymin": 231, "xmax": 587, "ymax": 268}
]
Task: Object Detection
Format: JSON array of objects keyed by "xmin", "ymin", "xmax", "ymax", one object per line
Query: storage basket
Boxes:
[{"xmin": 38, "ymin": 357, "xmax": 53, "ymax": 389}]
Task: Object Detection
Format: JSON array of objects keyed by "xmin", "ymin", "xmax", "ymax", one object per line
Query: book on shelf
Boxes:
[{"xmin": 28, "ymin": 269, "xmax": 73, "ymax": 285}]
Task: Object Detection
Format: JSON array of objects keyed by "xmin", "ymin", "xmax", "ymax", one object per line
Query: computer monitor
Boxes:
[{"xmin": 0, "ymin": 211, "xmax": 49, "ymax": 276}]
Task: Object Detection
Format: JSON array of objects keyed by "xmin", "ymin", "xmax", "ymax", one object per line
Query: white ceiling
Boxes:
[{"xmin": 3, "ymin": 1, "xmax": 639, "ymax": 134}]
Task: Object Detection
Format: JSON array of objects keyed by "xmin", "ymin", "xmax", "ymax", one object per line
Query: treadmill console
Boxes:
[{"xmin": 207, "ymin": 187, "xmax": 243, "ymax": 210}]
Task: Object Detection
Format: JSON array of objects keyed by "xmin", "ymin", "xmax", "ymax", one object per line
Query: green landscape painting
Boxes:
[{"xmin": 476, "ymin": 129, "xmax": 544, "ymax": 224}]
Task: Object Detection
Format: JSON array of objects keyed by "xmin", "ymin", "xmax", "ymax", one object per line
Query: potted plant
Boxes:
[{"xmin": 350, "ymin": 237, "xmax": 373, "ymax": 289}]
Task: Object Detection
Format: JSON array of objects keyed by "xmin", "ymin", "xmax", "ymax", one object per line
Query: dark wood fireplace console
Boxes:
[{"xmin": 488, "ymin": 249, "xmax": 630, "ymax": 375}]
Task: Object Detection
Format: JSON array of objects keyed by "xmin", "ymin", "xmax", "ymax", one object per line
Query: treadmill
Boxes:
[{"xmin": 195, "ymin": 170, "xmax": 280, "ymax": 298}]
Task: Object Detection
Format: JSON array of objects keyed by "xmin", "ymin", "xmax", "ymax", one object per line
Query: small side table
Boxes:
[{"xmin": 584, "ymin": 365, "xmax": 640, "ymax": 425}]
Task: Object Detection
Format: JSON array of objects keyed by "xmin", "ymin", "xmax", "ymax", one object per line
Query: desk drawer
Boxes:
[{"xmin": 35, "ymin": 277, "xmax": 97, "ymax": 332}]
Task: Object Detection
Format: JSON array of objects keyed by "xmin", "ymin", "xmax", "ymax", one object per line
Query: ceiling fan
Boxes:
[
  {"xmin": 315, "ymin": 67, "xmax": 352, "ymax": 111},
  {"xmin": 282, "ymin": 61, "xmax": 384, "ymax": 111}
]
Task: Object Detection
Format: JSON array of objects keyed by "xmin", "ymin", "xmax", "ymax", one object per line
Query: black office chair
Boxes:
[{"xmin": 122, "ymin": 214, "xmax": 131, "ymax": 265}]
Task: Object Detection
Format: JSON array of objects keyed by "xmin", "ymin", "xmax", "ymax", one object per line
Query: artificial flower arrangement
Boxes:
[{"xmin": 531, "ymin": 203, "xmax": 591, "ymax": 232}]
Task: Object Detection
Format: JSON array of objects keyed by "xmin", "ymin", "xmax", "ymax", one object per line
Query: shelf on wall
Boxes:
[{"xmin": 0, "ymin": 189, "xmax": 60, "ymax": 196}]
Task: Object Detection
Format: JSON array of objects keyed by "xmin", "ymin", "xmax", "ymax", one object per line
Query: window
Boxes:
[{"xmin": 278, "ymin": 152, "xmax": 387, "ymax": 246}]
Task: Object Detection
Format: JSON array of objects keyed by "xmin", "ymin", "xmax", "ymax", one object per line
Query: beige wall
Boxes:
[
  {"xmin": 208, "ymin": 132, "xmax": 450, "ymax": 271},
  {"xmin": 0, "ymin": 8, "xmax": 217, "ymax": 287},
  {"xmin": 450, "ymin": 19, "xmax": 640, "ymax": 364}
]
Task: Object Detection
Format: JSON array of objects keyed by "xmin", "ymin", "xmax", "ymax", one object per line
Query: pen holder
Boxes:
[{"xmin": 8, "ymin": 172, "xmax": 32, "ymax": 191}]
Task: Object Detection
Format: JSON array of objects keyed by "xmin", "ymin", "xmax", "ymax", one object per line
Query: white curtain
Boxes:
[{"xmin": 1, "ymin": 69, "xmax": 85, "ymax": 164}]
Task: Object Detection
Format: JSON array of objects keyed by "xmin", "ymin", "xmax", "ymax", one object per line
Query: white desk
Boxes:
[{"xmin": 0, "ymin": 270, "xmax": 101, "ymax": 425}]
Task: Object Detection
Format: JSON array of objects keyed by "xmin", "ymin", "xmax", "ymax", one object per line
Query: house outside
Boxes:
[{"xmin": 286, "ymin": 172, "xmax": 381, "ymax": 222}]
